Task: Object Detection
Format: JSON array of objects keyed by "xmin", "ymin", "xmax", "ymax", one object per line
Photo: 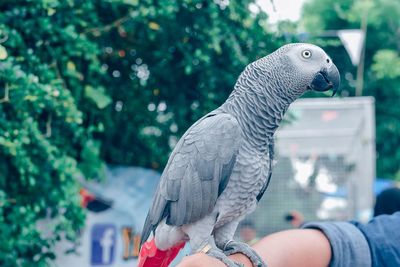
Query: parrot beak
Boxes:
[{"xmin": 308, "ymin": 64, "xmax": 340, "ymax": 96}]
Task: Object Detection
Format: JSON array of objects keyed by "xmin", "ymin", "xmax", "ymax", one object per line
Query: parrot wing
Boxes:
[{"xmin": 141, "ymin": 112, "xmax": 242, "ymax": 244}]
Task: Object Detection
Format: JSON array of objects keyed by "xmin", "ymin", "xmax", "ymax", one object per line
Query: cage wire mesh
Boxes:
[{"xmin": 240, "ymin": 97, "xmax": 375, "ymax": 237}]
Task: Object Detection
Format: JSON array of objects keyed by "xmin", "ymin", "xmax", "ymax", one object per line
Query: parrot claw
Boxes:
[
  {"xmin": 206, "ymin": 247, "xmax": 245, "ymax": 267},
  {"xmin": 223, "ymin": 241, "xmax": 267, "ymax": 267}
]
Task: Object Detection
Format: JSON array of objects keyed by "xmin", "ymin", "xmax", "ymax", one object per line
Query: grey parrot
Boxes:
[{"xmin": 138, "ymin": 43, "xmax": 340, "ymax": 267}]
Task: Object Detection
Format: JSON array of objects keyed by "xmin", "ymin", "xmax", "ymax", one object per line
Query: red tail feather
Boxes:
[{"xmin": 138, "ymin": 239, "xmax": 185, "ymax": 267}]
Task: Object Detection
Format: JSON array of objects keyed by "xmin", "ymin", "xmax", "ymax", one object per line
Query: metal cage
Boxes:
[{"xmin": 245, "ymin": 97, "xmax": 375, "ymax": 236}]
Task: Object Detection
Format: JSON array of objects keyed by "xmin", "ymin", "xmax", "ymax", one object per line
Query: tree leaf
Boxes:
[
  {"xmin": 0, "ymin": 45, "xmax": 8, "ymax": 60},
  {"xmin": 148, "ymin": 22, "xmax": 160, "ymax": 30},
  {"xmin": 84, "ymin": 86, "xmax": 112, "ymax": 109}
]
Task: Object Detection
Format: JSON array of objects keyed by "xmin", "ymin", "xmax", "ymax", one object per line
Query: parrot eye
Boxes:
[{"xmin": 301, "ymin": 50, "xmax": 312, "ymax": 59}]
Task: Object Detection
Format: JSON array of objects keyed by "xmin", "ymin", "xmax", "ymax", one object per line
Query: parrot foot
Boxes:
[
  {"xmin": 223, "ymin": 241, "xmax": 267, "ymax": 267},
  {"xmin": 205, "ymin": 247, "xmax": 244, "ymax": 267}
]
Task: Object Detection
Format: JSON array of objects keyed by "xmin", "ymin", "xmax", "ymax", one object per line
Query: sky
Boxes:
[{"xmin": 256, "ymin": 0, "xmax": 307, "ymax": 23}]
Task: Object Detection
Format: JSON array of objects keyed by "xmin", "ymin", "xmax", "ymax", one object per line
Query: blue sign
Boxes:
[{"xmin": 91, "ymin": 224, "xmax": 116, "ymax": 265}]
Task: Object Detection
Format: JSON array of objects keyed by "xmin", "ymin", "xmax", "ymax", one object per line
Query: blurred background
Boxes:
[{"xmin": 0, "ymin": 0, "xmax": 399, "ymax": 266}]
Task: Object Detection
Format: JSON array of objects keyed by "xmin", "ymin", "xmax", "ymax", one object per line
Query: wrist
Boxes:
[{"xmin": 229, "ymin": 253, "xmax": 254, "ymax": 267}]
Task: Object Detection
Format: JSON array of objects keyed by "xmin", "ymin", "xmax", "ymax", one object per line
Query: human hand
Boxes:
[{"xmin": 176, "ymin": 252, "xmax": 252, "ymax": 267}]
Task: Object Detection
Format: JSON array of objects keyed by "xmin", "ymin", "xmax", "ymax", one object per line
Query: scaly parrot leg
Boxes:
[
  {"xmin": 224, "ymin": 240, "xmax": 267, "ymax": 267},
  {"xmin": 183, "ymin": 215, "xmax": 243, "ymax": 267},
  {"xmin": 214, "ymin": 219, "xmax": 241, "ymax": 250},
  {"xmin": 213, "ymin": 217, "xmax": 266, "ymax": 266},
  {"xmin": 204, "ymin": 246, "xmax": 244, "ymax": 267}
]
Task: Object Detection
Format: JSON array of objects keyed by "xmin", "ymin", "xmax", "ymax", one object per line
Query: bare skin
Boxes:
[{"xmin": 177, "ymin": 229, "xmax": 332, "ymax": 267}]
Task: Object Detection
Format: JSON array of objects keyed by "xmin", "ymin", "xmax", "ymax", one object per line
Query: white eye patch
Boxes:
[{"xmin": 301, "ymin": 50, "xmax": 312, "ymax": 59}]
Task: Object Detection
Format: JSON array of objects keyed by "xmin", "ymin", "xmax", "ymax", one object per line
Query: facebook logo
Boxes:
[{"xmin": 91, "ymin": 224, "xmax": 116, "ymax": 265}]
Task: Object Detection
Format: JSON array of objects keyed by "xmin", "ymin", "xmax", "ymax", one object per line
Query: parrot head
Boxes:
[{"xmin": 279, "ymin": 43, "xmax": 340, "ymax": 96}]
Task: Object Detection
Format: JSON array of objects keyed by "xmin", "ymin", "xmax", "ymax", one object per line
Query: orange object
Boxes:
[
  {"xmin": 79, "ymin": 188, "xmax": 95, "ymax": 208},
  {"xmin": 138, "ymin": 239, "xmax": 185, "ymax": 267}
]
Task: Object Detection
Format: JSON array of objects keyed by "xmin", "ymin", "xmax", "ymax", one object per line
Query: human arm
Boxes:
[
  {"xmin": 178, "ymin": 219, "xmax": 373, "ymax": 267},
  {"xmin": 177, "ymin": 228, "xmax": 331, "ymax": 267}
]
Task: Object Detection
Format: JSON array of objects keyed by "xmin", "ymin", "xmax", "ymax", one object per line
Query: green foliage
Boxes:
[
  {"xmin": 94, "ymin": 0, "xmax": 281, "ymax": 169},
  {"xmin": 0, "ymin": 1, "xmax": 107, "ymax": 265},
  {"xmin": 301, "ymin": 0, "xmax": 400, "ymax": 179},
  {"xmin": 371, "ymin": 50, "xmax": 400, "ymax": 80},
  {"xmin": 302, "ymin": 0, "xmax": 354, "ymax": 32}
]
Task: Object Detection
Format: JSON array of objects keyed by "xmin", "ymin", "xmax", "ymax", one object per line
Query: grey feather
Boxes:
[
  {"xmin": 140, "ymin": 112, "xmax": 242, "ymax": 245},
  {"xmin": 140, "ymin": 43, "xmax": 340, "ymax": 253}
]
